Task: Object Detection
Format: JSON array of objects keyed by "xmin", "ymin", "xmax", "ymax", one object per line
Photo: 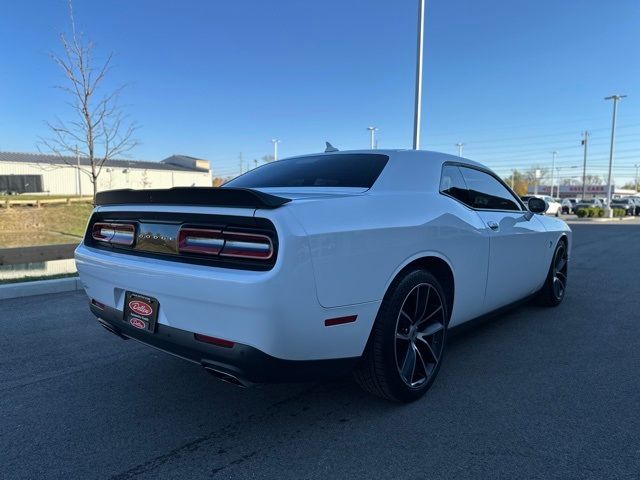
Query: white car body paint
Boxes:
[{"xmin": 76, "ymin": 150, "xmax": 571, "ymax": 364}]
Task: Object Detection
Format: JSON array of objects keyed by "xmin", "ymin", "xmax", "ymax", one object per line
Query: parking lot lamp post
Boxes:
[
  {"xmin": 456, "ymin": 142, "xmax": 464, "ymax": 157},
  {"xmin": 412, "ymin": 0, "xmax": 425, "ymax": 150},
  {"xmin": 271, "ymin": 139, "xmax": 280, "ymax": 161},
  {"xmin": 635, "ymin": 164, "xmax": 639, "ymax": 192},
  {"xmin": 367, "ymin": 127, "xmax": 378, "ymax": 149},
  {"xmin": 550, "ymin": 151, "xmax": 557, "ymax": 197},
  {"xmin": 604, "ymin": 95, "xmax": 626, "ymax": 217}
]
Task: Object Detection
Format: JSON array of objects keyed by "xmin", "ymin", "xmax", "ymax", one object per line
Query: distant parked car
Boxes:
[
  {"xmin": 521, "ymin": 195, "xmax": 561, "ymax": 216},
  {"xmin": 610, "ymin": 198, "xmax": 636, "ymax": 216},
  {"xmin": 575, "ymin": 198, "xmax": 603, "ymax": 211},
  {"xmin": 561, "ymin": 198, "xmax": 577, "ymax": 214},
  {"xmin": 630, "ymin": 197, "xmax": 640, "ymax": 216}
]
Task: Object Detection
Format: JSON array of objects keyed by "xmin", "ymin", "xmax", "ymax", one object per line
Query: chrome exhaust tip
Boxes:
[{"xmin": 203, "ymin": 366, "xmax": 248, "ymax": 388}]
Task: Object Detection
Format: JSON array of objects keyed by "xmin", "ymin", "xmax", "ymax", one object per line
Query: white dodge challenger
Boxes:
[{"xmin": 76, "ymin": 149, "xmax": 571, "ymax": 401}]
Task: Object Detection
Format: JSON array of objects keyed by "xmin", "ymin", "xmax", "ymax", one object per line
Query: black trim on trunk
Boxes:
[
  {"xmin": 95, "ymin": 187, "xmax": 291, "ymax": 209},
  {"xmin": 91, "ymin": 302, "xmax": 358, "ymax": 384}
]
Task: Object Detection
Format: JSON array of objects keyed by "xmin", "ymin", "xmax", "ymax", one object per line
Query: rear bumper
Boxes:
[{"xmin": 91, "ymin": 302, "xmax": 359, "ymax": 384}]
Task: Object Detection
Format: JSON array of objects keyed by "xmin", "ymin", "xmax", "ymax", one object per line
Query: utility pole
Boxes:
[
  {"xmin": 635, "ymin": 163, "xmax": 639, "ymax": 192},
  {"xmin": 412, "ymin": 0, "xmax": 425, "ymax": 150},
  {"xmin": 456, "ymin": 142, "xmax": 464, "ymax": 157},
  {"xmin": 271, "ymin": 139, "xmax": 280, "ymax": 161},
  {"xmin": 550, "ymin": 151, "xmax": 557, "ymax": 197},
  {"xmin": 239, "ymin": 152, "xmax": 243, "ymax": 175},
  {"xmin": 604, "ymin": 94, "xmax": 626, "ymax": 217},
  {"xmin": 367, "ymin": 126, "xmax": 378, "ymax": 149},
  {"xmin": 581, "ymin": 131, "xmax": 589, "ymax": 200}
]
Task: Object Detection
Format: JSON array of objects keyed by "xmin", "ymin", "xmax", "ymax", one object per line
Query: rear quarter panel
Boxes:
[{"xmin": 281, "ymin": 191, "xmax": 490, "ymax": 325}]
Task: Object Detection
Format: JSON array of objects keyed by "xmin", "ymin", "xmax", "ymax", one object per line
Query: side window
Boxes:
[
  {"xmin": 439, "ymin": 165, "xmax": 470, "ymax": 205},
  {"xmin": 459, "ymin": 167, "xmax": 521, "ymax": 211}
]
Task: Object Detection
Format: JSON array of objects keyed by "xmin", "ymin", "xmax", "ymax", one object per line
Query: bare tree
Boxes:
[{"xmin": 40, "ymin": 1, "xmax": 138, "ymax": 203}]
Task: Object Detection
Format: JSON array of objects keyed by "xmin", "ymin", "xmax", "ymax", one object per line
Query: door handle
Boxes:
[{"xmin": 487, "ymin": 221, "xmax": 499, "ymax": 231}]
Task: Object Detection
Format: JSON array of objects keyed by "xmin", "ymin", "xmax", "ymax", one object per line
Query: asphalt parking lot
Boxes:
[{"xmin": 2, "ymin": 222, "xmax": 639, "ymax": 480}]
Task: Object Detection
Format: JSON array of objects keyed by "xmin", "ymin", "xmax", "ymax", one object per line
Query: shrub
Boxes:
[
  {"xmin": 576, "ymin": 208, "xmax": 587, "ymax": 218},
  {"xmin": 587, "ymin": 208, "xmax": 597, "ymax": 217},
  {"xmin": 597, "ymin": 208, "xmax": 605, "ymax": 217},
  {"xmin": 613, "ymin": 208, "xmax": 625, "ymax": 217}
]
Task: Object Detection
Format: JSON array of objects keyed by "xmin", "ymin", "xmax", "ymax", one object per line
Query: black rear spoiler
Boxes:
[{"xmin": 95, "ymin": 187, "xmax": 291, "ymax": 209}]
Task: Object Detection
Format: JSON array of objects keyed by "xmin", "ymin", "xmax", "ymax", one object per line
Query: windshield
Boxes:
[{"xmin": 225, "ymin": 153, "xmax": 389, "ymax": 189}]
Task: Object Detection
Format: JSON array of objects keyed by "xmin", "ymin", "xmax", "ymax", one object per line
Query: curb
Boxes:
[
  {"xmin": 566, "ymin": 216, "xmax": 638, "ymax": 223},
  {"xmin": 0, "ymin": 277, "xmax": 83, "ymax": 300}
]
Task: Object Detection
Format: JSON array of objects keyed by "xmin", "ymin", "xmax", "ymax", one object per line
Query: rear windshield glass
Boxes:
[{"xmin": 224, "ymin": 153, "xmax": 389, "ymax": 189}]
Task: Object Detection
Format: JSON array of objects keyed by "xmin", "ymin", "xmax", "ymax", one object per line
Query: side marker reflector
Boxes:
[
  {"xmin": 194, "ymin": 333, "xmax": 235, "ymax": 348},
  {"xmin": 324, "ymin": 315, "xmax": 357, "ymax": 327}
]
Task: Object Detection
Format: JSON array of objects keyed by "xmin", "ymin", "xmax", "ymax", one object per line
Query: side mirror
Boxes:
[{"xmin": 528, "ymin": 197, "xmax": 547, "ymax": 214}]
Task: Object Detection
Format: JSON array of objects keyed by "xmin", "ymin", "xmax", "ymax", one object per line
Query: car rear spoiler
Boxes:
[{"xmin": 95, "ymin": 187, "xmax": 292, "ymax": 209}]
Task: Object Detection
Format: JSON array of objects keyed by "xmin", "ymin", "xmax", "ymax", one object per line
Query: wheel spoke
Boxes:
[
  {"xmin": 413, "ymin": 344, "xmax": 430, "ymax": 379},
  {"xmin": 400, "ymin": 343, "xmax": 416, "ymax": 383},
  {"xmin": 396, "ymin": 332, "xmax": 410, "ymax": 341},
  {"xmin": 556, "ymin": 255, "xmax": 567, "ymax": 273},
  {"xmin": 416, "ymin": 305, "xmax": 443, "ymax": 329},
  {"xmin": 420, "ymin": 321, "xmax": 444, "ymax": 337},
  {"xmin": 414, "ymin": 285, "xmax": 430, "ymax": 324},
  {"xmin": 400, "ymin": 309, "xmax": 413, "ymax": 324},
  {"xmin": 416, "ymin": 334, "xmax": 439, "ymax": 363}
]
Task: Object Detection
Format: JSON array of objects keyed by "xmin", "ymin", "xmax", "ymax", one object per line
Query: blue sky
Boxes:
[{"xmin": 1, "ymin": 0, "xmax": 639, "ymax": 184}]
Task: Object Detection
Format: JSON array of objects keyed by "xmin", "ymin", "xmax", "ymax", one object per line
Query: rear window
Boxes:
[{"xmin": 224, "ymin": 153, "xmax": 389, "ymax": 189}]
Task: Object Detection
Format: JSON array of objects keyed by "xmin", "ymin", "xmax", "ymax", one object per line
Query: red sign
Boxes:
[
  {"xmin": 129, "ymin": 318, "xmax": 146, "ymax": 329},
  {"xmin": 128, "ymin": 300, "xmax": 153, "ymax": 316}
]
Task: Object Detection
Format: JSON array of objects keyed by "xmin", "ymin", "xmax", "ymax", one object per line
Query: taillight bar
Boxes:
[
  {"xmin": 92, "ymin": 222, "xmax": 135, "ymax": 246},
  {"xmin": 178, "ymin": 228, "xmax": 224, "ymax": 255},
  {"xmin": 177, "ymin": 227, "xmax": 273, "ymax": 260}
]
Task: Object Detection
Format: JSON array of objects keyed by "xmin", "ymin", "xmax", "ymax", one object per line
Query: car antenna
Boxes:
[{"xmin": 325, "ymin": 142, "xmax": 339, "ymax": 153}]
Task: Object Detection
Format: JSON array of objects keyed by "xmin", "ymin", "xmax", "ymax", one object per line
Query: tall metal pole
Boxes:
[
  {"xmin": 456, "ymin": 142, "xmax": 464, "ymax": 157},
  {"xmin": 367, "ymin": 127, "xmax": 378, "ymax": 149},
  {"xmin": 271, "ymin": 139, "xmax": 280, "ymax": 161},
  {"xmin": 550, "ymin": 151, "xmax": 557, "ymax": 197},
  {"xmin": 581, "ymin": 131, "xmax": 589, "ymax": 200},
  {"xmin": 604, "ymin": 95, "xmax": 626, "ymax": 217},
  {"xmin": 412, "ymin": 0, "xmax": 425, "ymax": 150},
  {"xmin": 635, "ymin": 164, "xmax": 639, "ymax": 192}
]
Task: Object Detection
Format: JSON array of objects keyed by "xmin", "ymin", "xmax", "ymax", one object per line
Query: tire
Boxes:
[
  {"xmin": 538, "ymin": 239, "xmax": 568, "ymax": 307},
  {"xmin": 354, "ymin": 270, "xmax": 449, "ymax": 402}
]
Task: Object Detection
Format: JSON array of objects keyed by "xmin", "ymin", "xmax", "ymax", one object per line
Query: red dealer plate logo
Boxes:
[
  {"xmin": 128, "ymin": 300, "xmax": 153, "ymax": 316},
  {"xmin": 129, "ymin": 317, "xmax": 146, "ymax": 329}
]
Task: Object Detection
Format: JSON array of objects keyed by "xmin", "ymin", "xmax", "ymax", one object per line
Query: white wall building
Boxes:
[{"xmin": 0, "ymin": 152, "xmax": 211, "ymax": 195}]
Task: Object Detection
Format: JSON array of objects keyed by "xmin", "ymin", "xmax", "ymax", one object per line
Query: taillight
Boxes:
[
  {"xmin": 177, "ymin": 227, "xmax": 273, "ymax": 260},
  {"xmin": 219, "ymin": 231, "xmax": 273, "ymax": 259},
  {"xmin": 91, "ymin": 222, "xmax": 135, "ymax": 246},
  {"xmin": 178, "ymin": 228, "xmax": 224, "ymax": 255}
]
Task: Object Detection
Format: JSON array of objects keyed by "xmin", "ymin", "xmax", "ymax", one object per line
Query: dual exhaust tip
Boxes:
[
  {"xmin": 96, "ymin": 317, "xmax": 249, "ymax": 388},
  {"xmin": 203, "ymin": 366, "xmax": 249, "ymax": 388}
]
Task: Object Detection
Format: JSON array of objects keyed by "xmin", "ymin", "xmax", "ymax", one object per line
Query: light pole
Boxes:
[
  {"xmin": 604, "ymin": 94, "xmax": 626, "ymax": 217},
  {"xmin": 412, "ymin": 0, "xmax": 425, "ymax": 150},
  {"xmin": 456, "ymin": 142, "xmax": 464, "ymax": 157},
  {"xmin": 550, "ymin": 151, "xmax": 557, "ymax": 197},
  {"xmin": 581, "ymin": 131, "xmax": 589, "ymax": 200},
  {"xmin": 367, "ymin": 126, "xmax": 378, "ymax": 149},
  {"xmin": 555, "ymin": 165, "xmax": 578, "ymax": 197},
  {"xmin": 271, "ymin": 139, "xmax": 280, "ymax": 161},
  {"xmin": 635, "ymin": 164, "xmax": 639, "ymax": 192}
]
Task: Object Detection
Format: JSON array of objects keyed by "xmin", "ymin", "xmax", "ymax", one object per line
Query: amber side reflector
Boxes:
[
  {"xmin": 324, "ymin": 315, "xmax": 357, "ymax": 327},
  {"xmin": 194, "ymin": 333, "xmax": 235, "ymax": 348}
]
